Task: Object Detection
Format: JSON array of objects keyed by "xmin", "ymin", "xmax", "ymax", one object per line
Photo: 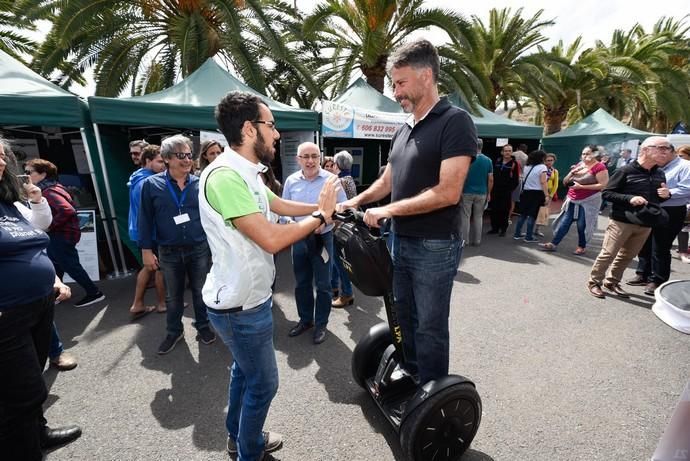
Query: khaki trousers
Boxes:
[{"xmin": 589, "ymin": 219, "xmax": 651, "ymax": 286}]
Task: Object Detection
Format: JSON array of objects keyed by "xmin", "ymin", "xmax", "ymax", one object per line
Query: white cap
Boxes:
[{"xmin": 652, "ymin": 280, "xmax": 690, "ymax": 334}]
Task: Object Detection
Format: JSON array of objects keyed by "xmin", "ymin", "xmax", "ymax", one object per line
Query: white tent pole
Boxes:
[
  {"xmin": 80, "ymin": 128, "xmax": 121, "ymax": 276},
  {"xmin": 92, "ymin": 123, "xmax": 131, "ymax": 276}
]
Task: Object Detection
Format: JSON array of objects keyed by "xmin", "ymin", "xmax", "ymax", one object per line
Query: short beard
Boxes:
[{"xmin": 255, "ymin": 130, "xmax": 274, "ymax": 164}]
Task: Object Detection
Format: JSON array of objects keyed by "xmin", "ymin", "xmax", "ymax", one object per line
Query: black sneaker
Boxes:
[
  {"xmin": 74, "ymin": 291, "xmax": 105, "ymax": 308},
  {"xmin": 196, "ymin": 328, "xmax": 216, "ymax": 345},
  {"xmin": 227, "ymin": 431, "xmax": 283, "ymax": 455},
  {"xmin": 157, "ymin": 333, "xmax": 184, "ymax": 355},
  {"xmin": 261, "ymin": 453, "xmax": 280, "ymax": 461}
]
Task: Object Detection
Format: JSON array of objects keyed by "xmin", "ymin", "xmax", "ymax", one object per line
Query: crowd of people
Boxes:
[{"xmin": 1, "ymin": 37, "xmax": 690, "ymax": 461}]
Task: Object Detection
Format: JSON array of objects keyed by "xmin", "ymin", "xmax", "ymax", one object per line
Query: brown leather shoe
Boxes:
[
  {"xmin": 587, "ymin": 283, "xmax": 605, "ymax": 299},
  {"xmin": 603, "ymin": 282, "xmax": 630, "ymax": 298},
  {"xmin": 626, "ymin": 274, "xmax": 648, "ymax": 286},
  {"xmin": 644, "ymin": 282, "xmax": 658, "ymax": 296},
  {"xmin": 332, "ymin": 295, "xmax": 354, "ymax": 308},
  {"xmin": 50, "ymin": 352, "xmax": 78, "ymax": 371}
]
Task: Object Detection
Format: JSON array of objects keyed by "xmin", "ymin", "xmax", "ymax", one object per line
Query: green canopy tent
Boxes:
[
  {"xmin": 446, "ymin": 93, "xmax": 544, "ymax": 139},
  {"xmin": 0, "ymin": 49, "xmax": 124, "ymax": 274},
  {"xmin": 88, "ymin": 58, "xmax": 319, "ymax": 131},
  {"xmin": 321, "ymin": 78, "xmax": 407, "ymax": 183},
  {"xmin": 541, "ymin": 108, "xmax": 653, "ymax": 169},
  {"xmin": 87, "ymin": 58, "xmax": 319, "ymax": 259}
]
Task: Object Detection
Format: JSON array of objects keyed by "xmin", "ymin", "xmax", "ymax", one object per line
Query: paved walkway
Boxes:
[{"xmin": 45, "ymin": 215, "xmax": 690, "ymax": 461}]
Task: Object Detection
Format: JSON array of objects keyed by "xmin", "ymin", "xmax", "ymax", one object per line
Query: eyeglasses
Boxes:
[
  {"xmin": 173, "ymin": 152, "xmax": 194, "ymax": 160},
  {"xmin": 252, "ymin": 120, "xmax": 277, "ymax": 130},
  {"xmin": 298, "ymin": 154, "xmax": 321, "ymax": 160},
  {"xmin": 647, "ymin": 145, "xmax": 673, "ymax": 151}
]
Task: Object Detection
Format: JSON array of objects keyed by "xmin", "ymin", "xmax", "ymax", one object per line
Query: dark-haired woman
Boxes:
[
  {"xmin": 512, "ymin": 150, "xmax": 549, "ymax": 243},
  {"xmin": 198, "ymin": 139, "xmax": 223, "ymax": 173},
  {"xmin": 0, "ymin": 139, "xmax": 82, "ymax": 460}
]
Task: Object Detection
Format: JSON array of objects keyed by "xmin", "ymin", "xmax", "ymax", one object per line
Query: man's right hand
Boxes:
[
  {"xmin": 318, "ymin": 176, "xmax": 339, "ymax": 223},
  {"xmin": 337, "ymin": 198, "xmax": 360, "ymax": 213},
  {"xmin": 629, "ymin": 196, "xmax": 648, "ymax": 206},
  {"xmin": 142, "ymin": 250, "xmax": 159, "ymax": 271}
]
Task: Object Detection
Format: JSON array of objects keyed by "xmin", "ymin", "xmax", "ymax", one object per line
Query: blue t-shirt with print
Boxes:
[{"xmin": 0, "ymin": 201, "xmax": 55, "ymax": 310}]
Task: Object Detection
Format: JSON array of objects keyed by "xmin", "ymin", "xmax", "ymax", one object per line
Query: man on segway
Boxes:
[{"xmin": 339, "ymin": 39, "xmax": 477, "ymax": 385}]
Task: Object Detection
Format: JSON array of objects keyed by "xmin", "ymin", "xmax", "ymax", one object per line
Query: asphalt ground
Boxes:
[{"xmin": 44, "ymin": 212, "xmax": 690, "ymax": 461}]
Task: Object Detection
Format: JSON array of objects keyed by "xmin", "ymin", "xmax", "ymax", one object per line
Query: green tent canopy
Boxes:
[
  {"xmin": 88, "ymin": 58, "xmax": 319, "ymax": 131},
  {"xmin": 541, "ymin": 108, "xmax": 653, "ymax": 165},
  {"xmin": 333, "ymin": 77, "xmax": 403, "ymax": 113},
  {"xmin": 447, "ymin": 93, "xmax": 543, "ymax": 139},
  {"xmin": 0, "ymin": 49, "xmax": 88, "ymax": 127}
]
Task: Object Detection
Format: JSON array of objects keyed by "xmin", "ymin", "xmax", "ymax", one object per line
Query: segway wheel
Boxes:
[
  {"xmin": 351, "ymin": 322, "xmax": 393, "ymax": 388},
  {"xmin": 399, "ymin": 383, "xmax": 481, "ymax": 461}
]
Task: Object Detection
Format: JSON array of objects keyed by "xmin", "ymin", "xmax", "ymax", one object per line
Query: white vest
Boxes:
[{"xmin": 198, "ymin": 148, "xmax": 274, "ymax": 310}]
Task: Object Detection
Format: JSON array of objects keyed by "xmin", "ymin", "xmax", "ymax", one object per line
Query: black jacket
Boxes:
[{"xmin": 602, "ymin": 161, "xmax": 667, "ymax": 224}]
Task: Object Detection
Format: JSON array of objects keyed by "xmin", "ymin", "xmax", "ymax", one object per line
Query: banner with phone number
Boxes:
[{"xmin": 322, "ymin": 100, "xmax": 407, "ymax": 140}]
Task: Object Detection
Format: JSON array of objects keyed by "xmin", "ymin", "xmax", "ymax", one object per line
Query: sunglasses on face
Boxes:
[
  {"xmin": 130, "ymin": 151, "xmax": 140, "ymax": 156},
  {"xmin": 173, "ymin": 152, "xmax": 194, "ymax": 160}
]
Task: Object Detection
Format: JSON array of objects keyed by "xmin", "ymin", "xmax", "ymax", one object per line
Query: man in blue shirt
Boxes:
[
  {"xmin": 138, "ymin": 134, "xmax": 216, "ymax": 354},
  {"xmin": 282, "ymin": 142, "xmax": 347, "ymax": 344},
  {"xmin": 459, "ymin": 138, "xmax": 493, "ymax": 246},
  {"xmin": 631, "ymin": 143, "xmax": 690, "ymax": 294}
]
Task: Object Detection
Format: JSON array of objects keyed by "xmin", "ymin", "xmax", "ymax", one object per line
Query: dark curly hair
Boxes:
[{"xmin": 215, "ymin": 92, "xmax": 266, "ymax": 147}]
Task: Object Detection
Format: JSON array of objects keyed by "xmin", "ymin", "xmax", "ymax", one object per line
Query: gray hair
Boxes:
[
  {"xmin": 161, "ymin": 134, "xmax": 193, "ymax": 160},
  {"xmin": 129, "ymin": 139, "xmax": 149, "ymax": 150},
  {"xmin": 334, "ymin": 150, "xmax": 353, "ymax": 170},
  {"xmin": 387, "ymin": 39, "xmax": 440, "ymax": 83},
  {"xmin": 477, "ymin": 138, "xmax": 483, "ymax": 151}
]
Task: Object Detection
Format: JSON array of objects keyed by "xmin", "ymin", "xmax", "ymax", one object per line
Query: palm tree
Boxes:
[
  {"xmin": 23, "ymin": 0, "xmax": 322, "ymax": 99},
  {"xmin": 0, "ymin": 0, "xmax": 37, "ymax": 62},
  {"xmin": 302, "ymin": 0, "xmax": 469, "ymax": 95},
  {"xmin": 441, "ymin": 7, "xmax": 559, "ymax": 112}
]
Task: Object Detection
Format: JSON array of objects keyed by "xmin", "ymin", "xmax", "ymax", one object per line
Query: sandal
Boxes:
[
  {"xmin": 538, "ymin": 242, "xmax": 557, "ymax": 252},
  {"xmin": 573, "ymin": 247, "xmax": 586, "ymax": 255},
  {"xmin": 130, "ymin": 305, "xmax": 156, "ymax": 321}
]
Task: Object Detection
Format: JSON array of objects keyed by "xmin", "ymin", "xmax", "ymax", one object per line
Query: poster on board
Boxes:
[
  {"xmin": 322, "ymin": 100, "xmax": 407, "ymax": 140},
  {"xmin": 63, "ymin": 210, "xmax": 100, "ymax": 283},
  {"xmin": 280, "ymin": 132, "xmax": 316, "ymax": 179}
]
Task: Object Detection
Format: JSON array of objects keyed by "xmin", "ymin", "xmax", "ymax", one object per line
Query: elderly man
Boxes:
[
  {"xmin": 200, "ymin": 91, "xmax": 339, "ymax": 461},
  {"xmin": 283, "ymin": 142, "xmax": 346, "ymax": 344},
  {"xmin": 138, "ymin": 134, "xmax": 216, "ymax": 354},
  {"xmin": 459, "ymin": 138, "xmax": 493, "ymax": 246},
  {"xmin": 129, "ymin": 139, "xmax": 148, "ymax": 168},
  {"xmin": 616, "ymin": 148, "xmax": 633, "ymax": 169},
  {"xmin": 628, "ymin": 142, "xmax": 690, "ymax": 294},
  {"xmin": 340, "ymin": 39, "xmax": 477, "ymax": 384},
  {"xmin": 587, "ymin": 136, "xmax": 671, "ymax": 299}
]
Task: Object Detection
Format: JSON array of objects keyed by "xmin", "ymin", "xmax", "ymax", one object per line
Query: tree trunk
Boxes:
[
  {"xmin": 361, "ymin": 54, "xmax": 389, "ymax": 93},
  {"xmin": 543, "ymin": 106, "xmax": 568, "ymax": 136}
]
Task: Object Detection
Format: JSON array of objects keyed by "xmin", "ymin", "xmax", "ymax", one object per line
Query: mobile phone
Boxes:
[{"xmin": 17, "ymin": 175, "xmax": 30, "ymax": 185}]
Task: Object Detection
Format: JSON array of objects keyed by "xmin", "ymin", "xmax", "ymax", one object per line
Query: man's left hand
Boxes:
[
  {"xmin": 657, "ymin": 183, "xmax": 671, "ymax": 199},
  {"xmin": 363, "ymin": 207, "xmax": 392, "ymax": 228},
  {"xmin": 54, "ymin": 279, "xmax": 71, "ymax": 303}
]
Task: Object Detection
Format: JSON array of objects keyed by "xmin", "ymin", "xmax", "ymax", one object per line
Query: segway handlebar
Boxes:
[{"xmin": 333, "ymin": 208, "xmax": 388, "ymax": 228}]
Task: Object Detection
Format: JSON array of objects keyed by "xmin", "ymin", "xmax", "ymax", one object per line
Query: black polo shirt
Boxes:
[{"xmin": 389, "ymin": 97, "xmax": 477, "ymax": 238}]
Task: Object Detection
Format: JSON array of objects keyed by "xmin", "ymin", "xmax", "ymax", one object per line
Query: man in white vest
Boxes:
[{"xmin": 198, "ymin": 91, "xmax": 338, "ymax": 461}]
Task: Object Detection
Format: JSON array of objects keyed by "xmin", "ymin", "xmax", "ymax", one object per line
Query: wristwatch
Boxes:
[{"xmin": 311, "ymin": 210, "xmax": 326, "ymax": 226}]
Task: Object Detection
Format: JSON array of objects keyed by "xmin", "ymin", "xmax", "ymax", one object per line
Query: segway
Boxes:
[{"xmin": 333, "ymin": 210, "xmax": 482, "ymax": 461}]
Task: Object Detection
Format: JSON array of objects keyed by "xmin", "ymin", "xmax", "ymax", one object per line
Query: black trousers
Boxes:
[
  {"xmin": 489, "ymin": 188, "xmax": 512, "ymax": 232},
  {"xmin": 0, "ymin": 295, "xmax": 54, "ymax": 461},
  {"xmin": 636, "ymin": 205, "xmax": 688, "ymax": 284}
]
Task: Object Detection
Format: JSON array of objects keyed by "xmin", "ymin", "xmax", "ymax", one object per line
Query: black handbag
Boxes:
[{"xmin": 333, "ymin": 220, "xmax": 393, "ymax": 296}]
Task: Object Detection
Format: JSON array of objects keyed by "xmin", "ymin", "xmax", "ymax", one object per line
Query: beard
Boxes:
[{"xmin": 255, "ymin": 129, "xmax": 275, "ymax": 164}]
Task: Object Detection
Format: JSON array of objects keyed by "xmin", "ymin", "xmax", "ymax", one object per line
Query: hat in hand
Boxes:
[{"xmin": 624, "ymin": 202, "xmax": 669, "ymax": 227}]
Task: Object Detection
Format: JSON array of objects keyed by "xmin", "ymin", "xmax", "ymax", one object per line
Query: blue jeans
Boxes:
[
  {"xmin": 513, "ymin": 214, "xmax": 536, "ymax": 240},
  {"xmin": 392, "ymin": 234, "xmax": 462, "ymax": 384},
  {"xmin": 47, "ymin": 235, "xmax": 99, "ymax": 296},
  {"xmin": 292, "ymin": 232, "xmax": 333, "ymax": 327},
  {"xmin": 208, "ymin": 298, "xmax": 279, "ymax": 461},
  {"xmin": 48, "ymin": 322, "xmax": 63, "ymax": 360},
  {"xmin": 330, "ymin": 253, "xmax": 353, "ymax": 297},
  {"xmin": 158, "ymin": 242, "xmax": 211, "ymax": 337},
  {"xmin": 552, "ymin": 202, "xmax": 587, "ymax": 248}
]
